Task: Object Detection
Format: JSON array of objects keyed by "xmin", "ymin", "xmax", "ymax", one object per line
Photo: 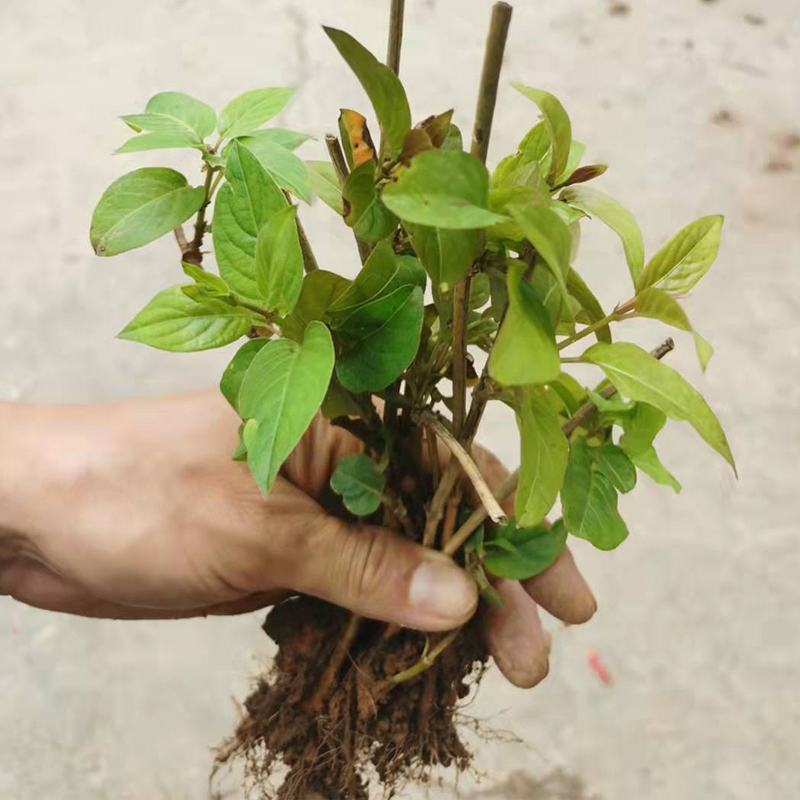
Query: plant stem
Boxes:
[
  {"xmin": 325, "ymin": 133, "xmax": 372, "ymax": 265},
  {"xmin": 387, "ymin": 627, "xmax": 462, "ymax": 685},
  {"xmin": 451, "ymin": 279, "xmax": 470, "ymax": 436},
  {"xmin": 445, "ymin": 338, "xmax": 677, "ymax": 555},
  {"xmin": 470, "ymin": 2, "xmax": 513, "ymax": 164},
  {"xmin": 173, "ymin": 225, "xmax": 189, "ymax": 254},
  {"xmin": 453, "ymin": 0, "xmax": 513, "ymax": 437},
  {"xmin": 557, "ymin": 311, "xmax": 619, "ymax": 351},
  {"xmin": 183, "ymin": 165, "xmax": 218, "ymax": 266},
  {"xmin": 282, "ymin": 190, "xmax": 319, "ymax": 273},
  {"xmin": 387, "ymin": 0, "xmax": 406, "ymax": 75},
  {"xmin": 306, "ymin": 614, "xmax": 363, "ymax": 712},
  {"xmin": 416, "ymin": 411, "xmax": 507, "ymax": 523},
  {"xmin": 228, "ymin": 294, "xmax": 273, "ymax": 320}
]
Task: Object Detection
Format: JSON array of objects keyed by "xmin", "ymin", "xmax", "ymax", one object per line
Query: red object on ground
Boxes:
[{"xmin": 587, "ymin": 649, "xmax": 612, "ymax": 685}]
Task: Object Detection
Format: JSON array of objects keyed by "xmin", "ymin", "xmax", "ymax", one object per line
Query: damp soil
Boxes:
[{"xmin": 215, "ymin": 595, "xmax": 488, "ymax": 800}]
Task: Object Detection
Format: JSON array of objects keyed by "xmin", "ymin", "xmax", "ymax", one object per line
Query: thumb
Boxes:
[{"xmin": 286, "ymin": 516, "xmax": 478, "ymax": 632}]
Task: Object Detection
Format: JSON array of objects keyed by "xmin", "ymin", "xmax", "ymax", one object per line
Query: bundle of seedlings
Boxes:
[{"xmin": 89, "ymin": 2, "xmax": 735, "ymax": 797}]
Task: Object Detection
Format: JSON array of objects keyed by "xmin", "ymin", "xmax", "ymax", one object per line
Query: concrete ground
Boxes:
[{"xmin": 1, "ymin": 0, "xmax": 798, "ymax": 798}]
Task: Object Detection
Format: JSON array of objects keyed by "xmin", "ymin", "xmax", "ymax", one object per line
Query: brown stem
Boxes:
[
  {"xmin": 387, "ymin": 0, "xmax": 406, "ymax": 75},
  {"xmin": 470, "ymin": 2, "xmax": 514, "ymax": 164},
  {"xmin": 416, "ymin": 411, "xmax": 506, "ymax": 523},
  {"xmin": 441, "ymin": 487, "xmax": 462, "ymax": 548},
  {"xmin": 306, "ymin": 614, "xmax": 363, "ymax": 713},
  {"xmin": 173, "ymin": 225, "xmax": 189, "ymax": 256},
  {"xmin": 182, "ymin": 166, "xmax": 218, "ymax": 266},
  {"xmin": 451, "ymin": 278, "xmax": 470, "ymax": 436},
  {"xmin": 325, "ymin": 133, "xmax": 372, "ymax": 265},
  {"xmin": 422, "ymin": 461, "xmax": 461, "ymax": 547},
  {"xmin": 282, "ymin": 190, "xmax": 319, "ymax": 273},
  {"xmin": 445, "ymin": 338, "xmax": 677, "ymax": 556}
]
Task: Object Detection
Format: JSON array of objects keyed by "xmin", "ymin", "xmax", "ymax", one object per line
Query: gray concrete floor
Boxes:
[{"xmin": 1, "ymin": 0, "xmax": 798, "ymax": 798}]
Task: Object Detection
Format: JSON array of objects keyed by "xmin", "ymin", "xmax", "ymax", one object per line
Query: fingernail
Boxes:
[{"xmin": 408, "ymin": 553, "xmax": 478, "ymax": 624}]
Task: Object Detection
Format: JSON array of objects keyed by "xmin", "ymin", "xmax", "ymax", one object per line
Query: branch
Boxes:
[
  {"xmin": 387, "ymin": 627, "xmax": 461, "ymax": 685},
  {"xmin": 182, "ymin": 165, "xmax": 218, "ymax": 266},
  {"xmin": 173, "ymin": 225, "xmax": 189, "ymax": 255},
  {"xmin": 444, "ymin": 337, "xmax": 676, "ymax": 556},
  {"xmin": 387, "ymin": 0, "xmax": 406, "ymax": 75},
  {"xmin": 450, "ymin": 278, "xmax": 470, "ymax": 436},
  {"xmin": 324, "ymin": 133, "xmax": 372, "ymax": 265},
  {"xmin": 470, "ymin": 2, "xmax": 513, "ymax": 164},
  {"xmin": 416, "ymin": 411, "xmax": 507, "ymax": 524},
  {"xmin": 281, "ymin": 190, "xmax": 318, "ymax": 273},
  {"xmin": 562, "ymin": 337, "xmax": 675, "ymax": 437}
]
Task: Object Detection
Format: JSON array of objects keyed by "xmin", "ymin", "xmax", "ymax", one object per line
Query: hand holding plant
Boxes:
[{"xmin": 85, "ymin": 2, "xmax": 734, "ymax": 797}]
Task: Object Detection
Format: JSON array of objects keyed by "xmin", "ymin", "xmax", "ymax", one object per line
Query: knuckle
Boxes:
[{"xmin": 344, "ymin": 526, "xmax": 393, "ymax": 606}]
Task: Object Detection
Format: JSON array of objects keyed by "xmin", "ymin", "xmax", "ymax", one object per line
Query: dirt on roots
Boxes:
[{"xmin": 215, "ymin": 595, "xmax": 488, "ymax": 800}]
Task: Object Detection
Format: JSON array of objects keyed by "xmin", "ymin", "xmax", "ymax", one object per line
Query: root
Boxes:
[{"xmin": 215, "ymin": 596, "xmax": 488, "ymax": 800}]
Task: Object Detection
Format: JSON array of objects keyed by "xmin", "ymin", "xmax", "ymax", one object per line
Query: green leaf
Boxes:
[
  {"xmin": 306, "ymin": 161, "xmax": 344, "ymax": 214},
  {"xmin": 694, "ymin": 331, "xmax": 714, "ymax": 373},
  {"xmin": 406, "ymin": 223, "xmax": 479, "ymax": 292},
  {"xmin": 591, "ymin": 443, "xmax": 637, "ymax": 493},
  {"xmin": 484, "ymin": 517, "xmax": 568, "ymax": 581},
  {"xmin": 582, "ymin": 342, "xmax": 736, "ymax": 472},
  {"xmin": 181, "ymin": 262, "xmax": 229, "ymax": 296},
  {"xmin": 469, "ymin": 272, "xmax": 491, "ymax": 310},
  {"xmin": 330, "ymin": 241, "xmax": 424, "ymax": 318},
  {"xmin": 508, "ymin": 205, "xmax": 572, "ymax": 304},
  {"xmin": 323, "ymin": 27, "xmax": 412, "ymax": 157},
  {"xmin": 555, "ymin": 140, "xmax": 586, "ymax": 184},
  {"xmin": 220, "ymin": 338, "xmax": 268, "ymax": 411},
  {"xmin": 549, "ymin": 373, "xmax": 587, "ymax": 415},
  {"xmin": 637, "ymin": 215, "xmax": 724, "ymax": 294},
  {"xmin": 635, "ymin": 288, "xmax": 713, "ymax": 372},
  {"xmin": 489, "ymin": 262, "xmax": 560, "ymax": 386},
  {"xmin": 512, "ymin": 84, "xmax": 572, "ymax": 185},
  {"xmin": 442, "ymin": 124, "xmax": 464, "ymax": 151},
  {"xmin": 282, "ymin": 270, "xmax": 351, "ymax": 342},
  {"xmin": 218, "ymin": 87, "xmax": 294, "ymax": 140},
  {"xmin": 382, "ymin": 149, "xmax": 507, "ymax": 230},
  {"xmin": 243, "ymin": 128, "xmax": 313, "ymax": 152},
  {"xmin": 342, "ymin": 161, "xmax": 398, "ymax": 242},
  {"xmin": 617, "ymin": 402, "xmax": 666, "ymax": 456},
  {"xmin": 562, "ymin": 439, "xmax": 629, "ymax": 551},
  {"xmin": 239, "ymin": 136, "xmax": 312, "ymax": 203},
  {"xmin": 336, "ymin": 285, "xmax": 424, "ymax": 392},
  {"xmin": 634, "ymin": 287, "xmax": 692, "ymax": 331},
  {"xmin": 255, "ymin": 205, "xmax": 303, "ymax": 315},
  {"xmin": 330, "ymin": 454, "xmax": 386, "ymax": 516},
  {"xmin": 116, "ymin": 132, "xmax": 202, "ymax": 154},
  {"xmin": 587, "ymin": 389, "xmax": 635, "ymax": 415},
  {"xmin": 91, "ymin": 168, "xmax": 205, "ymax": 257},
  {"xmin": 118, "ymin": 285, "xmax": 251, "ymax": 352},
  {"xmin": 630, "ymin": 447, "xmax": 682, "ymax": 493},
  {"xmin": 567, "ymin": 269, "xmax": 612, "ymax": 343},
  {"xmin": 515, "ymin": 386, "xmax": 569, "ymax": 526},
  {"xmin": 121, "ymin": 91, "xmax": 216, "ymax": 141},
  {"xmin": 213, "ymin": 142, "xmax": 287, "ymax": 303},
  {"xmin": 239, "ymin": 321, "xmax": 335, "ymax": 493},
  {"xmin": 561, "ymin": 185, "xmax": 644, "ymax": 285}
]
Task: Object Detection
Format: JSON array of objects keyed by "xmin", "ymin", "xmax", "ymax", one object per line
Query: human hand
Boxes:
[{"xmin": 0, "ymin": 390, "xmax": 595, "ymax": 687}]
